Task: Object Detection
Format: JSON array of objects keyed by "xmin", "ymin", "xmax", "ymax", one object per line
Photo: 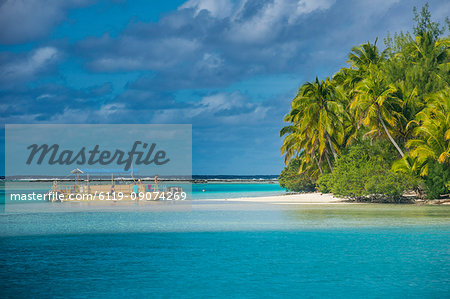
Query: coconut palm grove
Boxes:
[{"xmin": 280, "ymin": 4, "xmax": 449, "ymax": 201}]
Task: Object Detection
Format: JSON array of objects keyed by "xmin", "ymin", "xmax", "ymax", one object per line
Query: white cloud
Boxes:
[
  {"xmin": 223, "ymin": 0, "xmax": 335, "ymax": 43},
  {"xmin": 179, "ymin": 0, "xmax": 234, "ymax": 18},
  {"xmin": 76, "ymin": 0, "xmax": 337, "ymax": 75},
  {"xmin": 227, "ymin": 0, "xmax": 286, "ymax": 43},
  {"xmin": 48, "ymin": 103, "xmax": 127, "ymax": 124},
  {"xmin": 0, "ymin": 0, "xmax": 93, "ymax": 44},
  {"xmin": 199, "ymin": 53, "xmax": 224, "ymax": 70},
  {"xmin": 295, "ymin": 0, "xmax": 335, "ymax": 16},
  {"xmin": 1, "ymin": 47, "xmax": 59, "ymax": 83},
  {"xmin": 151, "ymin": 92, "xmax": 269, "ymax": 125},
  {"xmin": 179, "ymin": 0, "xmax": 335, "ymax": 34},
  {"xmin": 85, "ymin": 35, "xmax": 200, "ymax": 71},
  {"xmin": 98, "ymin": 103, "xmax": 126, "ymax": 118}
]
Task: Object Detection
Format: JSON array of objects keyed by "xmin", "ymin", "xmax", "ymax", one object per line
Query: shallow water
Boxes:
[
  {"xmin": 1, "ymin": 185, "xmax": 450, "ymax": 298},
  {"xmin": 2, "ymin": 181, "xmax": 287, "ymax": 201},
  {"xmin": 1, "ymin": 202, "xmax": 450, "ymax": 235},
  {"xmin": 192, "ymin": 182, "xmax": 285, "ymax": 198}
]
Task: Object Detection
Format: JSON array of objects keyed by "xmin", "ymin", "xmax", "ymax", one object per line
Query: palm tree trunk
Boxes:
[
  {"xmin": 325, "ymin": 152, "xmax": 333, "ymax": 172},
  {"xmin": 325, "ymin": 132, "xmax": 337, "ymax": 159},
  {"xmin": 314, "ymin": 156, "xmax": 323, "ymax": 175},
  {"xmin": 378, "ymin": 112, "xmax": 405, "ymax": 157}
]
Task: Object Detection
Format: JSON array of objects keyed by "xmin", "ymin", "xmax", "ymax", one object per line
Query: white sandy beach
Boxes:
[
  {"xmin": 205, "ymin": 193, "xmax": 449, "ymax": 205},
  {"xmin": 204, "ymin": 192, "xmax": 350, "ymax": 204}
]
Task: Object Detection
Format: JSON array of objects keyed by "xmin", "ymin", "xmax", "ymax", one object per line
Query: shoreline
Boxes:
[
  {"xmin": 201, "ymin": 192, "xmax": 350, "ymax": 204},
  {"xmin": 200, "ymin": 193, "xmax": 450, "ymax": 205}
]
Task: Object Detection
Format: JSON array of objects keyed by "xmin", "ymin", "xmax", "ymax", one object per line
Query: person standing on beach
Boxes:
[
  {"xmin": 110, "ymin": 185, "xmax": 115, "ymax": 198},
  {"xmin": 154, "ymin": 175, "xmax": 159, "ymax": 192},
  {"xmin": 132, "ymin": 183, "xmax": 139, "ymax": 200}
]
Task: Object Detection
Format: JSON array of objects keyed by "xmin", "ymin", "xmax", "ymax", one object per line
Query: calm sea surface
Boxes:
[
  {"xmin": 2, "ymin": 181, "xmax": 286, "ymax": 200},
  {"xmin": 1, "ymin": 182, "xmax": 449, "ymax": 298}
]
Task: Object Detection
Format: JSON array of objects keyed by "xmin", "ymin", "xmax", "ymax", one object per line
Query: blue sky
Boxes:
[{"xmin": 0, "ymin": 0, "xmax": 448, "ymax": 175}]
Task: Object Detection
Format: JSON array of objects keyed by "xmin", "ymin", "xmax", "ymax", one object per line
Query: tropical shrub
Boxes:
[
  {"xmin": 320, "ymin": 141, "xmax": 419, "ymax": 202},
  {"xmin": 365, "ymin": 172, "xmax": 420, "ymax": 202},
  {"xmin": 424, "ymin": 161, "xmax": 450, "ymax": 199},
  {"xmin": 317, "ymin": 173, "xmax": 332, "ymax": 193},
  {"xmin": 279, "ymin": 158, "xmax": 316, "ymax": 192}
]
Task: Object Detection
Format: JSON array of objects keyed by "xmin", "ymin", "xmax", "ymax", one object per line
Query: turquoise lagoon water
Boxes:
[
  {"xmin": 192, "ymin": 182, "xmax": 285, "ymax": 198},
  {"xmin": 1, "ymin": 182, "xmax": 450, "ymax": 298},
  {"xmin": 2, "ymin": 181, "xmax": 287, "ymax": 200}
]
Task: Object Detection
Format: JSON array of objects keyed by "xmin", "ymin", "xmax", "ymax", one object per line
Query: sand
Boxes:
[{"xmin": 203, "ymin": 192, "xmax": 351, "ymax": 204}]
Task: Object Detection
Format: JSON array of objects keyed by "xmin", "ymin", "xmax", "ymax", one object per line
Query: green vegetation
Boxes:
[
  {"xmin": 279, "ymin": 158, "xmax": 316, "ymax": 192},
  {"xmin": 316, "ymin": 141, "xmax": 420, "ymax": 202},
  {"xmin": 280, "ymin": 4, "xmax": 449, "ymax": 201},
  {"xmin": 424, "ymin": 161, "xmax": 450, "ymax": 199}
]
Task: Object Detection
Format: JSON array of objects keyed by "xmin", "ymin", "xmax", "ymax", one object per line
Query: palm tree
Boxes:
[
  {"xmin": 405, "ymin": 88, "xmax": 449, "ymax": 175},
  {"xmin": 335, "ymin": 39, "xmax": 391, "ymax": 148},
  {"xmin": 332, "ymin": 83, "xmax": 360, "ymax": 147},
  {"xmin": 402, "ymin": 32, "xmax": 450, "ymax": 95},
  {"xmin": 347, "ymin": 38, "xmax": 388, "ymax": 73},
  {"xmin": 280, "ymin": 124, "xmax": 327, "ymax": 178},
  {"xmin": 351, "ymin": 70, "xmax": 406, "ymax": 157},
  {"xmin": 393, "ymin": 81, "xmax": 420, "ymax": 144},
  {"xmin": 290, "ymin": 77, "xmax": 343, "ymax": 158},
  {"xmin": 281, "ymin": 77, "xmax": 344, "ymax": 175},
  {"xmin": 340, "ymin": 39, "xmax": 389, "ymax": 89},
  {"xmin": 280, "ymin": 124, "xmax": 305, "ymax": 165}
]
